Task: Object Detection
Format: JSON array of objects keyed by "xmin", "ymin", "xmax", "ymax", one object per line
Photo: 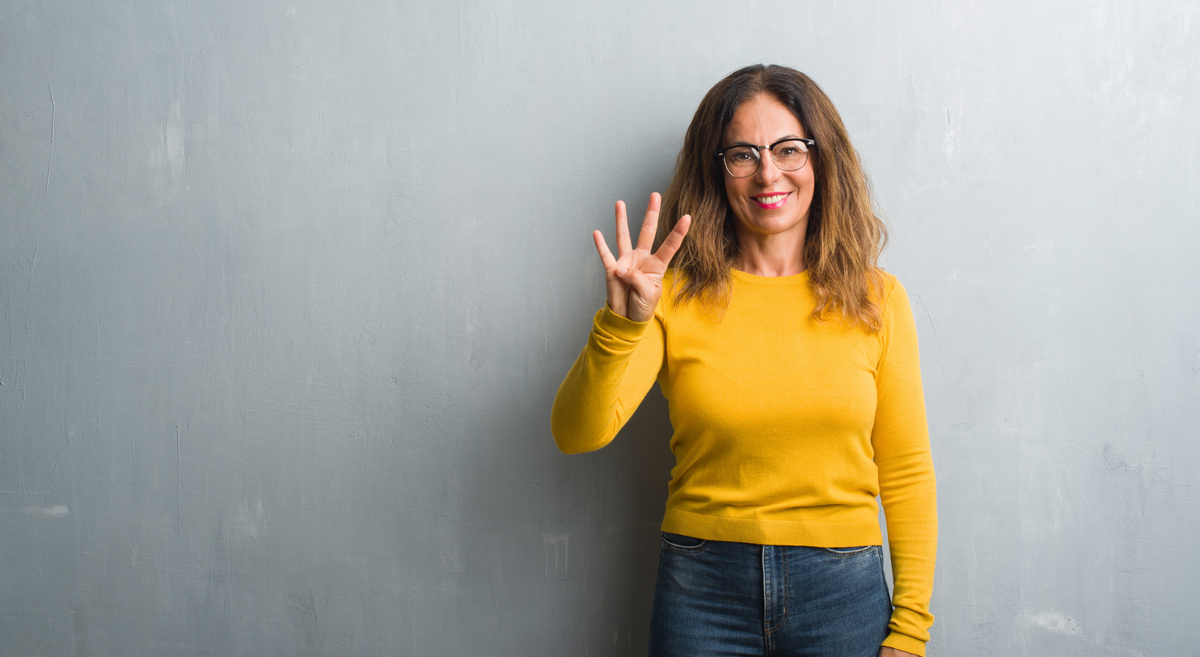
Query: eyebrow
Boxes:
[{"xmin": 723, "ymin": 135, "xmax": 805, "ymax": 149}]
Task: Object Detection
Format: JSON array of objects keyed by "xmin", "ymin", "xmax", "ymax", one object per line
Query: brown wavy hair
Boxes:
[{"xmin": 658, "ymin": 64, "xmax": 888, "ymax": 332}]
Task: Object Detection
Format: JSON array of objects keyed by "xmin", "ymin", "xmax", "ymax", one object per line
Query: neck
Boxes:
[{"xmin": 734, "ymin": 232, "xmax": 807, "ymax": 277}]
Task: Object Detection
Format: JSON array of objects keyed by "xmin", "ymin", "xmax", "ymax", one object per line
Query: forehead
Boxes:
[{"xmin": 724, "ymin": 94, "xmax": 806, "ymax": 142}]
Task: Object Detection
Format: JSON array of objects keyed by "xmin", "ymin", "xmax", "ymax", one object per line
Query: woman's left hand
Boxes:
[{"xmin": 878, "ymin": 648, "xmax": 920, "ymax": 657}]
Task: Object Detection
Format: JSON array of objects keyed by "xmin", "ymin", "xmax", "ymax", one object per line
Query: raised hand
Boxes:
[{"xmin": 593, "ymin": 192, "xmax": 691, "ymax": 323}]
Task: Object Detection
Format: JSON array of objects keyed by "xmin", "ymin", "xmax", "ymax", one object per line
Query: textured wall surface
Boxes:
[{"xmin": 2, "ymin": 1, "xmax": 1198, "ymax": 655}]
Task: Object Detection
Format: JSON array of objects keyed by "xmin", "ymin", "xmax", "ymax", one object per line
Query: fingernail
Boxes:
[{"xmin": 617, "ymin": 267, "xmax": 627, "ymax": 276}]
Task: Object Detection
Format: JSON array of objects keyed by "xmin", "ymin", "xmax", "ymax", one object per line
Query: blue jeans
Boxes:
[{"xmin": 649, "ymin": 533, "xmax": 892, "ymax": 657}]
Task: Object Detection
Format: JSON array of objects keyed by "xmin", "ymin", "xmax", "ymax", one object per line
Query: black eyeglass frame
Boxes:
[{"xmin": 714, "ymin": 138, "xmax": 817, "ymax": 177}]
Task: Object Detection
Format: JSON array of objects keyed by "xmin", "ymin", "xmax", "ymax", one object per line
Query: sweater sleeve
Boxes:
[
  {"xmin": 872, "ymin": 279, "xmax": 938, "ymax": 657},
  {"xmin": 550, "ymin": 305, "xmax": 666, "ymax": 454}
]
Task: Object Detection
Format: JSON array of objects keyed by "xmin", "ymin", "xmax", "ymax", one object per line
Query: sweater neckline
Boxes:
[{"xmin": 730, "ymin": 268, "xmax": 810, "ymax": 286}]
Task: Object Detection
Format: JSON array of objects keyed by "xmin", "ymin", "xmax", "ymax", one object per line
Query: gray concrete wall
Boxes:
[{"xmin": 2, "ymin": 1, "xmax": 1198, "ymax": 655}]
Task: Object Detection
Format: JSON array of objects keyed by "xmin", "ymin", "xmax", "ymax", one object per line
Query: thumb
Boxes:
[{"xmin": 626, "ymin": 269, "xmax": 662, "ymax": 308}]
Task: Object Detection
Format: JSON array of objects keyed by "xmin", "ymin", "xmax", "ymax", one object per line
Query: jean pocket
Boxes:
[
  {"xmin": 661, "ymin": 532, "xmax": 708, "ymax": 552},
  {"xmin": 820, "ymin": 545, "xmax": 877, "ymax": 557}
]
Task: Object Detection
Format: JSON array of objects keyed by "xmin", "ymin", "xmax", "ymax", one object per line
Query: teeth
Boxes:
[{"xmin": 757, "ymin": 193, "xmax": 787, "ymax": 204}]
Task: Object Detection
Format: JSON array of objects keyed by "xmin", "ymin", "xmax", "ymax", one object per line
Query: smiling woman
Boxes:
[
  {"xmin": 551, "ymin": 64, "xmax": 936, "ymax": 657},
  {"xmin": 719, "ymin": 94, "xmax": 818, "ymax": 275},
  {"xmin": 660, "ymin": 65, "xmax": 890, "ymax": 331}
]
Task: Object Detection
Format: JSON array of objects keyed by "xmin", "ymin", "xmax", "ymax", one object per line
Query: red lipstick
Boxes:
[{"xmin": 751, "ymin": 192, "xmax": 790, "ymax": 210}]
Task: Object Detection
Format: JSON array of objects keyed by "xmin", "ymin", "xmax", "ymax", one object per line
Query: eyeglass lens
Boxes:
[{"xmin": 722, "ymin": 140, "xmax": 809, "ymax": 177}]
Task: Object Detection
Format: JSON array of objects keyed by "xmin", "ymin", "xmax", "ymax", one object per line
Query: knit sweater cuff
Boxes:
[
  {"xmin": 592, "ymin": 306, "xmax": 652, "ymax": 347},
  {"xmin": 882, "ymin": 631, "xmax": 927, "ymax": 657}
]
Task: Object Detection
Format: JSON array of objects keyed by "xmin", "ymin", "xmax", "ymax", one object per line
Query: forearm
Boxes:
[
  {"xmin": 878, "ymin": 450, "xmax": 937, "ymax": 655},
  {"xmin": 551, "ymin": 307, "xmax": 663, "ymax": 454}
]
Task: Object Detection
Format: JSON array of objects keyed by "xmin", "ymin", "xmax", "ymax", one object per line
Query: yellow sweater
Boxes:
[{"xmin": 551, "ymin": 269, "xmax": 937, "ymax": 656}]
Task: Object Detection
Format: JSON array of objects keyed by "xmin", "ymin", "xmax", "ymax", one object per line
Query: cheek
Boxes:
[
  {"xmin": 790, "ymin": 171, "xmax": 816, "ymax": 201},
  {"xmin": 722, "ymin": 182, "xmax": 752, "ymax": 224},
  {"xmin": 723, "ymin": 175, "xmax": 742, "ymax": 201},
  {"xmin": 723, "ymin": 178, "xmax": 749, "ymax": 211}
]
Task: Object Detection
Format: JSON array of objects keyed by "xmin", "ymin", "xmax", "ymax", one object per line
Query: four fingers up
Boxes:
[{"xmin": 593, "ymin": 192, "xmax": 691, "ymax": 323}]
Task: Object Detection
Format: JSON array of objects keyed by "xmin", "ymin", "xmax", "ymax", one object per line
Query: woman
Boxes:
[{"xmin": 551, "ymin": 64, "xmax": 936, "ymax": 657}]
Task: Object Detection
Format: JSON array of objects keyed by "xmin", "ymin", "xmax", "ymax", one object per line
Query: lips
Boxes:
[{"xmin": 751, "ymin": 192, "xmax": 790, "ymax": 209}]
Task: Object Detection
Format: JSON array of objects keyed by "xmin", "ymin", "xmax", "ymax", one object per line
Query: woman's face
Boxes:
[{"xmin": 721, "ymin": 94, "xmax": 817, "ymax": 249}]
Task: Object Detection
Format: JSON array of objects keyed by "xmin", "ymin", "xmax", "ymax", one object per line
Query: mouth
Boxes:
[{"xmin": 751, "ymin": 192, "xmax": 790, "ymax": 209}]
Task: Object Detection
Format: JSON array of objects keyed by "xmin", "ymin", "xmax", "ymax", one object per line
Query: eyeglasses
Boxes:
[{"xmin": 715, "ymin": 138, "xmax": 816, "ymax": 178}]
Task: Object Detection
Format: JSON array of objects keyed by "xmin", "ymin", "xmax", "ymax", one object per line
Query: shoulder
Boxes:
[
  {"xmin": 657, "ymin": 269, "xmax": 682, "ymax": 321},
  {"xmin": 664, "ymin": 268, "xmax": 682, "ymax": 290},
  {"xmin": 876, "ymin": 270, "xmax": 908, "ymax": 312},
  {"xmin": 662, "ymin": 268, "xmax": 689, "ymax": 307},
  {"xmin": 659, "ymin": 268, "xmax": 708, "ymax": 322},
  {"xmin": 873, "ymin": 271, "xmax": 920, "ymax": 339},
  {"xmin": 877, "ymin": 269, "xmax": 899, "ymax": 294}
]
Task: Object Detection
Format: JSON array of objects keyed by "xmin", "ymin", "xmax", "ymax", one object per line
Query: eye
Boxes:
[{"xmin": 729, "ymin": 150, "xmax": 756, "ymax": 162}]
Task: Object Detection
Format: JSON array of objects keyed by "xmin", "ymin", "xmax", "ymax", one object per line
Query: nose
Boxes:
[{"xmin": 755, "ymin": 150, "xmax": 783, "ymax": 185}]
